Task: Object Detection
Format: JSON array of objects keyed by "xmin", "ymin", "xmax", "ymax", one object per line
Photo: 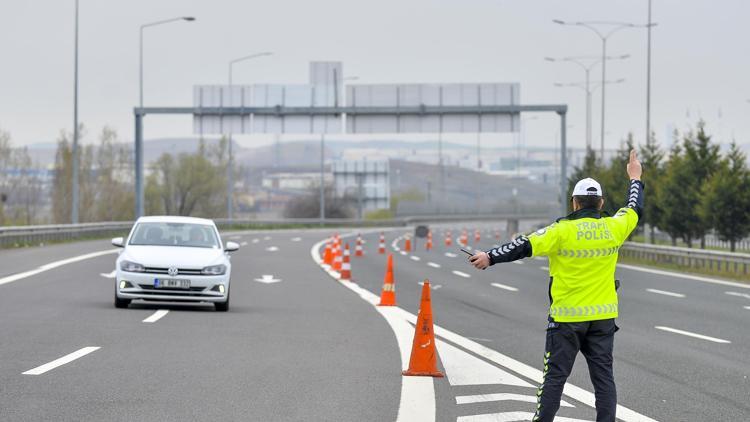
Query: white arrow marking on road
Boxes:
[
  {"xmin": 291, "ymin": 237, "xmax": 302, "ymax": 242},
  {"xmin": 254, "ymin": 275, "xmax": 281, "ymax": 284},
  {"xmin": 23, "ymin": 347, "xmax": 101, "ymax": 375},
  {"xmin": 99, "ymin": 270, "xmax": 116, "ymax": 279},
  {"xmin": 646, "ymin": 288, "xmax": 685, "ymax": 298},
  {"xmin": 491, "ymin": 283, "xmax": 518, "ymax": 292},
  {"xmin": 410, "ymin": 256, "xmax": 421, "ymax": 261},
  {"xmin": 266, "ymin": 246, "xmax": 279, "ymax": 252},
  {"xmin": 726, "ymin": 291, "xmax": 750, "ymax": 300},
  {"xmin": 436, "ymin": 339, "xmax": 533, "ymax": 387},
  {"xmin": 240, "ymin": 241, "xmax": 248, "ymax": 246},
  {"xmin": 427, "ymin": 262, "xmax": 441, "ymax": 268},
  {"xmin": 143, "ymin": 309, "xmax": 169, "ymax": 323},
  {"xmin": 654, "ymin": 326, "xmax": 731, "ymax": 344},
  {"xmin": 457, "ymin": 412, "xmax": 589, "ymax": 422},
  {"xmin": 452, "ymin": 270, "xmax": 471, "ymax": 278},
  {"xmin": 445, "ymin": 252, "xmax": 457, "ymax": 258},
  {"xmin": 455, "ymin": 392, "xmax": 574, "ymax": 407}
]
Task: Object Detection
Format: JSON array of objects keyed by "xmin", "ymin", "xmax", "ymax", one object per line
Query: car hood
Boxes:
[{"xmin": 122, "ymin": 245, "xmax": 226, "ymax": 269}]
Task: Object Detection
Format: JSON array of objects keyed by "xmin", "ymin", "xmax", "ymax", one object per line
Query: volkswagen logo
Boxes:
[{"xmin": 167, "ymin": 267, "xmax": 179, "ymax": 276}]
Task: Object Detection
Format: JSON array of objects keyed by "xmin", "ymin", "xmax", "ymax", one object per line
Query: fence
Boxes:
[{"xmin": 620, "ymin": 242, "xmax": 750, "ymax": 279}]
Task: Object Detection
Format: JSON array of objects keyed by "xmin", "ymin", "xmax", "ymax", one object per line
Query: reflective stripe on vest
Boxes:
[
  {"xmin": 549, "ymin": 303, "xmax": 618, "ymax": 317},
  {"xmin": 557, "ymin": 246, "xmax": 619, "ymax": 258}
]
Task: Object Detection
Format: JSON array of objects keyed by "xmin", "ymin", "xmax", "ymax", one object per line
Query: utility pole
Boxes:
[
  {"xmin": 646, "ymin": 0, "xmax": 653, "ymax": 145},
  {"xmin": 71, "ymin": 0, "xmax": 79, "ymax": 224}
]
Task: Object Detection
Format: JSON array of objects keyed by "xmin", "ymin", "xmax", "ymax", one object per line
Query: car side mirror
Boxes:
[
  {"xmin": 112, "ymin": 237, "xmax": 124, "ymax": 248},
  {"xmin": 225, "ymin": 241, "xmax": 239, "ymax": 252}
]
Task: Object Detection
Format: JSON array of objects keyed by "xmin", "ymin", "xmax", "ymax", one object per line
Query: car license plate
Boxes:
[{"xmin": 154, "ymin": 278, "xmax": 190, "ymax": 289}]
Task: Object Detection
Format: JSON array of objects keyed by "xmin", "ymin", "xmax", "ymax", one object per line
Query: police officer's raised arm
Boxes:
[{"xmin": 611, "ymin": 150, "xmax": 645, "ymax": 242}]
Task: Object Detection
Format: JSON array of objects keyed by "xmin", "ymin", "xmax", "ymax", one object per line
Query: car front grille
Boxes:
[{"xmin": 143, "ymin": 267, "xmax": 203, "ymax": 276}]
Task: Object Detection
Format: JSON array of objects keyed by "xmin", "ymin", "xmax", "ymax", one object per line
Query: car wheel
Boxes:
[
  {"xmin": 115, "ymin": 295, "xmax": 131, "ymax": 308},
  {"xmin": 214, "ymin": 293, "xmax": 229, "ymax": 312}
]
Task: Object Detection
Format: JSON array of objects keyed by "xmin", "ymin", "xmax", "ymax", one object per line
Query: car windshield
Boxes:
[{"xmin": 128, "ymin": 222, "xmax": 220, "ymax": 249}]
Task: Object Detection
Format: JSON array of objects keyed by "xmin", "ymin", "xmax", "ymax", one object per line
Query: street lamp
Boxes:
[
  {"xmin": 553, "ymin": 19, "xmax": 654, "ymax": 159},
  {"xmin": 226, "ymin": 51, "xmax": 273, "ymax": 220},
  {"xmin": 135, "ymin": 16, "xmax": 195, "ymax": 218},
  {"xmin": 545, "ymin": 55, "xmax": 629, "ymax": 153}
]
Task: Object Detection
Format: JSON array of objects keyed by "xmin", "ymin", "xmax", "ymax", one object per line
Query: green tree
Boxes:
[
  {"xmin": 699, "ymin": 143, "xmax": 750, "ymax": 251},
  {"xmin": 682, "ymin": 121, "xmax": 720, "ymax": 248},
  {"xmin": 0, "ymin": 129, "xmax": 12, "ymax": 224},
  {"xmin": 639, "ymin": 131, "xmax": 665, "ymax": 243},
  {"xmin": 659, "ymin": 140, "xmax": 693, "ymax": 246},
  {"xmin": 567, "ymin": 148, "xmax": 606, "ymax": 214},
  {"xmin": 93, "ymin": 127, "xmax": 134, "ymax": 221}
]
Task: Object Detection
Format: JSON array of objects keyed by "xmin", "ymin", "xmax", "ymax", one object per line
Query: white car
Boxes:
[{"xmin": 112, "ymin": 216, "xmax": 239, "ymax": 311}]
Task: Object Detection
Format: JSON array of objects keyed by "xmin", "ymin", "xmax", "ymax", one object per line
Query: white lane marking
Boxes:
[
  {"xmin": 291, "ymin": 237, "xmax": 302, "ymax": 242},
  {"xmin": 427, "ymin": 262, "xmax": 441, "ymax": 268},
  {"xmin": 511, "ymin": 260, "xmax": 524, "ymax": 265},
  {"xmin": 533, "ymin": 257, "xmax": 545, "ymax": 261},
  {"xmin": 726, "ymin": 291, "xmax": 750, "ymax": 300},
  {"xmin": 229, "ymin": 235, "xmax": 242, "ymax": 240},
  {"xmin": 240, "ymin": 241, "xmax": 248, "ymax": 246},
  {"xmin": 646, "ymin": 288, "xmax": 685, "ymax": 298},
  {"xmin": 252, "ymin": 238, "xmax": 260, "ymax": 244},
  {"xmin": 99, "ymin": 270, "xmax": 116, "ymax": 279},
  {"xmin": 310, "ymin": 235, "xmax": 656, "ymax": 422},
  {"xmin": 410, "ymin": 256, "xmax": 421, "ymax": 261},
  {"xmin": 445, "ymin": 252, "xmax": 457, "ymax": 258},
  {"xmin": 617, "ymin": 263, "xmax": 750, "ymax": 289},
  {"xmin": 400, "ymin": 251, "xmax": 408, "ymax": 255},
  {"xmin": 266, "ymin": 246, "xmax": 279, "ymax": 252},
  {"xmin": 254, "ymin": 275, "xmax": 282, "ymax": 284},
  {"xmin": 143, "ymin": 310, "xmax": 169, "ymax": 323},
  {"xmin": 539, "ymin": 266, "xmax": 549, "ymax": 271},
  {"xmin": 744, "ymin": 306, "xmax": 750, "ymax": 310},
  {"xmin": 23, "ymin": 347, "xmax": 101, "ymax": 375},
  {"xmin": 654, "ymin": 326, "xmax": 731, "ymax": 344},
  {"xmin": 1, "ymin": 250, "xmax": 118, "ymax": 287},
  {"xmin": 452, "ymin": 270, "xmax": 471, "ymax": 278},
  {"xmin": 418, "ymin": 281, "xmax": 442, "ymax": 290},
  {"xmin": 455, "ymin": 393, "xmax": 574, "ymax": 408},
  {"xmin": 263, "ymin": 236, "xmax": 271, "ymax": 240},
  {"xmin": 457, "ymin": 412, "xmax": 590, "ymax": 422},
  {"xmin": 491, "ymin": 283, "xmax": 519, "ymax": 292},
  {"xmin": 437, "ymin": 340, "xmax": 532, "ymax": 387}
]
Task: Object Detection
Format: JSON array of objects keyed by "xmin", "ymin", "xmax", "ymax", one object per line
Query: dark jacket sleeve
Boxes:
[
  {"xmin": 626, "ymin": 179, "xmax": 645, "ymax": 220},
  {"xmin": 485, "ymin": 235, "xmax": 532, "ymax": 265}
]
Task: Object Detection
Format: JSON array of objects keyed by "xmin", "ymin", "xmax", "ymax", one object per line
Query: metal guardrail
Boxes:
[{"xmin": 620, "ymin": 242, "xmax": 750, "ymax": 278}]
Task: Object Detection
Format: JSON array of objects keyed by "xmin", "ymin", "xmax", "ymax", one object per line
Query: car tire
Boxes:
[
  {"xmin": 214, "ymin": 293, "xmax": 229, "ymax": 312},
  {"xmin": 114, "ymin": 295, "xmax": 131, "ymax": 309}
]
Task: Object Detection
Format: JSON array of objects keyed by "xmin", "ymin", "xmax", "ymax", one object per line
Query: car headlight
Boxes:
[
  {"xmin": 202, "ymin": 264, "xmax": 227, "ymax": 275},
  {"xmin": 120, "ymin": 260, "xmax": 145, "ymax": 272}
]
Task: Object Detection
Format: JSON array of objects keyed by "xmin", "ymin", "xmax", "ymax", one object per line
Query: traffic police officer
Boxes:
[{"xmin": 469, "ymin": 150, "xmax": 644, "ymax": 422}]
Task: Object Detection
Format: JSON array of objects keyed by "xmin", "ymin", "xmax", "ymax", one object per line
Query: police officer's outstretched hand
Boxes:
[
  {"xmin": 469, "ymin": 252, "xmax": 490, "ymax": 270},
  {"xmin": 627, "ymin": 149, "xmax": 642, "ymax": 180}
]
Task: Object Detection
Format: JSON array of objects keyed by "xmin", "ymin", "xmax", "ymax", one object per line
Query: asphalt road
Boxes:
[{"xmin": 1, "ymin": 225, "xmax": 748, "ymax": 421}]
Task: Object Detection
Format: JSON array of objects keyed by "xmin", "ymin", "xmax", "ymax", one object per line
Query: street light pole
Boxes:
[
  {"xmin": 135, "ymin": 16, "xmax": 195, "ymax": 218},
  {"xmin": 646, "ymin": 0, "xmax": 653, "ymax": 145},
  {"xmin": 72, "ymin": 0, "xmax": 79, "ymax": 224},
  {"xmin": 226, "ymin": 52, "xmax": 273, "ymax": 220}
]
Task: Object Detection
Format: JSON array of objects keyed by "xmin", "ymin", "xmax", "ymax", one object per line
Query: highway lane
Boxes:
[
  {"xmin": 0, "ymin": 230, "xmax": 399, "ymax": 422},
  {"xmin": 344, "ymin": 227, "xmax": 750, "ymax": 421}
]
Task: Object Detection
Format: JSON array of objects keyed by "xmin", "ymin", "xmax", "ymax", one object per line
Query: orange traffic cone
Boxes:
[
  {"xmin": 425, "ymin": 231, "xmax": 433, "ymax": 251},
  {"xmin": 332, "ymin": 241, "xmax": 342, "ymax": 272},
  {"xmin": 378, "ymin": 254, "xmax": 396, "ymax": 306},
  {"xmin": 402, "ymin": 280, "xmax": 444, "ymax": 377},
  {"xmin": 340, "ymin": 243, "xmax": 352, "ymax": 281},
  {"xmin": 474, "ymin": 229, "xmax": 480, "ymax": 243},
  {"xmin": 495, "ymin": 230, "xmax": 501, "ymax": 241},
  {"xmin": 445, "ymin": 230, "xmax": 452, "ymax": 247},
  {"xmin": 404, "ymin": 237, "xmax": 412, "ymax": 252},
  {"xmin": 323, "ymin": 240, "xmax": 333, "ymax": 266},
  {"xmin": 355, "ymin": 234, "xmax": 364, "ymax": 257},
  {"xmin": 378, "ymin": 233, "xmax": 386, "ymax": 254}
]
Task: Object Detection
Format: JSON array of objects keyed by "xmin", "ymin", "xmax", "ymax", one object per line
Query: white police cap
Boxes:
[{"xmin": 572, "ymin": 178, "xmax": 603, "ymax": 197}]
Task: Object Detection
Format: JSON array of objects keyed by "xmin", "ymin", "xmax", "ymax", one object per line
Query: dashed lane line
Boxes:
[
  {"xmin": 491, "ymin": 283, "xmax": 519, "ymax": 292},
  {"xmin": 744, "ymin": 306, "xmax": 750, "ymax": 310},
  {"xmin": 427, "ymin": 262, "xmax": 441, "ymax": 268},
  {"xmin": 646, "ymin": 288, "xmax": 685, "ymax": 298},
  {"xmin": 291, "ymin": 237, "xmax": 302, "ymax": 242},
  {"xmin": 452, "ymin": 270, "xmax": 471, "ymax": 278},
  {"xmin": 654, "ymin": 326, "xmax": 731, "ymax": 344},
  {"xmin": 540, "ymin": 266, "xmax": 549, "ymax": 271},
  {"xmin": 445, "ymin": 252, "xmax": 457, "ymax": 258},
  {"xmin": 240, "ymin": 241, "xmax": 248, "ymax": 246},
  {"xmin": 410, "ymin": 256, "xmax": 421, "ymax": 261},
  {"xmin": 1, "ymin": 250, "xmax": 119, "ymax": 287},
  {"xmin": 511, "ymin": 261, "xmax": 524, "ymax": 265},
  {"xmin": 99, "ymin": 270, "xmax": 116, "ymax": 279},
  {"xmin": 142, "ymin": 310, "xmax": 169, "ymax": 323},
  {"xmin": 23, "ymin": 347, "xmax": 101, "ymax": 375},
  {"xmin": 252, "ymin": 238, "xmax": 260, "ymax": 244},
  {"xmin": 726, "ymin": 291, "xmax": 750, "ymax": 300},
  {"xmin": 455, "ymin": 392, "xmax": 574, "ymax": 407}
]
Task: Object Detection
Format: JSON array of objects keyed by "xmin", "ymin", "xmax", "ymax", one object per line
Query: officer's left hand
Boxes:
[{"xmin": 469, "ymin": 252, "xmax": 490, "ymax": 270}]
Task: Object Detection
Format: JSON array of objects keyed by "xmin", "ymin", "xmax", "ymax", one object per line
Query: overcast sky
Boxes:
[{"xmin": 1, "ymin": 0, "xmax": 748, "ymax": 151}]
